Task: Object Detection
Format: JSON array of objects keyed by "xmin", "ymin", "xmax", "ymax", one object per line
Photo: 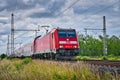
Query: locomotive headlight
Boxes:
[
  {"xmin": 70, "ymin": 41, "xmax": 77, "ymax": 44},
  {"xmin": 59, "ymin": 41, "xmax": 66, "ymax": 44},
  {"xmin": 59, "ymin": 45, "xmax": 63, "ymax": 48},
  {"xmin": 73, "ymin": 46, "xmax": 77, "ymax": 48}
]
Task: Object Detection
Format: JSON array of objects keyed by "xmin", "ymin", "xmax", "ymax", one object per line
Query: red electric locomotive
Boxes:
[
  {"xmin": 12, "ymin": 28, "xmax": 79, "ymax": 60},
  {"xmin": 33, "ymin": 28, "xmax": 79, "ymax": 59}
]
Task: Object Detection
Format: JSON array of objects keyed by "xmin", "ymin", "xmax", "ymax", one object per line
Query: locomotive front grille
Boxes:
[{"xmin": 58, "ymin": 48, "xmax": 79, "ymax": 56}]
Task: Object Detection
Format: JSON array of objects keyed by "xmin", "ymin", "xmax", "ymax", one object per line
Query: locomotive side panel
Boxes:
[
  {"xmin": 50, "ymin": 29, "xmax": 59, "ymax": 53},
  {"xmin": 34, "ymin": 33, "xmax": 51, "ymax": 54}
]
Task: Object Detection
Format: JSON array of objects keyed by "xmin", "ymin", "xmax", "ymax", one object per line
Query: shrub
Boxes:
[
  {"xmin": 76, "ymin": 56, "xmax": 82, "ymax": 60},
  {"xmin": 76, "ymin": 56, "xmax": 91, "ymax": 60},
  {"xmin": 81, "ymin": 56, "xmax": 91, "ymax": 60},
  {"xmin": 101, "ymin": 56, "xmax": 108, "ymax": 60},
  {"xmin": 22, "ymin": 58, "xmax": 32, "ymax": 64},
  {"xmin": 0, "ymin": 54, "xmax": 7, "ymax": 59}
]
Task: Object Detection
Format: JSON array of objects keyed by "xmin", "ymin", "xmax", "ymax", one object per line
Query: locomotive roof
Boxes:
[
  {"xmin": 35, "ymin": 28, "xmax": 76, "ymax": 39},
  {"xmin": 56, "ymin": 28, "xmax": 75, "ymax": 30},
  {"xmin": 51, "ymin": 28, "xmax": 75, "ymax": 32}
]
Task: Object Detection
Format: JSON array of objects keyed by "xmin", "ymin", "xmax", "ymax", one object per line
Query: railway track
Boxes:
[
  {"xmin": 84, "ymin": 60, "xmax": 120, "ymax": 75},
  {"xmin": 47, "ymin": 59, "xmax": 120, "ymax": 68},
  {"xmin": 34, "ymin": 59, "xmax": 120, "ymax": 76},
  {"xmin": 57, "ymin": 60, "xmax": 120, "ymax": 75},
  {"xmin": 84, "ymin": 60, "xmax": 120, "ymax": 68}
]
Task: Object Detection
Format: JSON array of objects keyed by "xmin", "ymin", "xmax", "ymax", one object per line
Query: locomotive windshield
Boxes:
[{"xmin": 58, "ymin": 30, "xmax": 76, "ymax": 38}]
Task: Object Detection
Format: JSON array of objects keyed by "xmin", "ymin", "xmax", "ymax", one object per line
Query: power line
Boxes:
[
  {"xmin": 52, "ymin": 0, "xmax": 119, "ymax": 30},
  {"xmin": 11, "ymin": 0, "xmax": 80, "ymax": 43},
  {"xmin": 56, "ymin": 0, "xmax": 80, "ymax": 16},
  {"xmin": 57, "ymin": 0, "xmax": 119, "ymax": 19},
  {"xmin": 72, "ymin": 1, "xmax": 119, "ymax": 35},
  {"xmin": 78, "ymin": 1, "xmax": 119, "ymax": 27},
  {"xmin": 14, "ymin": 31, "xmax": 29, "ymax": 39},
  {"xmin": 58, "ymin": 0, "xmax": 119, "ymax": 24}
]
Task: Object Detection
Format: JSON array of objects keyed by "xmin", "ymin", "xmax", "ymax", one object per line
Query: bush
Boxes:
[
  {"xmin": 76, "ymin": 56, "xmax": 82, "ymax": 60},
  {"xmin": 101, "ymin": 56, "xmax": 108, "ymax": 60},
  {"xmin": 76, "ymin": 56, "xmax": 91, "ymax": 60},
  {"xmin": 81, "ymin": 56, "xmax": 91, "ymax": 60},
  {"xmin": 22, "ymin": 58, "xmax": 32, "ymax": 64},
  {"xmin": 0, "ymin": 54, "xmax": 7, "ymax": 59}
]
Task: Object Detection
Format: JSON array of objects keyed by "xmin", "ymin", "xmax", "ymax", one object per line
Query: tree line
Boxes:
[{"xmin": 79, "ymin": 34, "xmax": 120, "ymax": 56}]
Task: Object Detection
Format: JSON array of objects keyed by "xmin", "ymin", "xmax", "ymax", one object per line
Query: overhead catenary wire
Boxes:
[
  {"xmin": 73, "ymin": 0, "xmax": 119, "ymax": 37},
  {"xmin": 56, "ymin": 0, "xmax": 80, "ymax": 16},
  {"xmin": 51, "ymin": 0, "xmax": 119, "ymax": 30},
  {"xmin": 17, "ymin": 0, "xmax": 119, "ymax": 39},
  {"xmin": 1, "ymin": 0, "xmax": 81, "ymax": 43},
  {"xmin": 13, "ymin": 0, "xmax": 85, "ymax": 42},
  {"xmin": 10, "ymin": 0, "xmax": 120, "ymax": 39},
  {"xmin": 14, "ymin": 31, "xmax": 31, "ymax": 39},
  {"xmin": 81, "ymin": 1, "xmax": 120, "ymax": 36},
  {"xmin": 78, "ymin": 1, "xmax": 119, "ymax": 27},
  {"xmin": 10, "ymin": 0, "xmax": 120, "ymax": 51},
  {"xmin": 53, "ymin": 0, "xmax": 119, "ymax": 39}
]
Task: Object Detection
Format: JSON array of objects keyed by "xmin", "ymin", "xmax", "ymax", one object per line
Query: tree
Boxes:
[
  {"xmin": 78, "ymin": 34, "xmax": 120, "ymax": 56},
  {"xmin": 0, "ymin": 53, "xmax": 7, "ymax": 59},
  {"xmin": 107, "ymin": 35, "xmax": 120, "ymax": 56}
]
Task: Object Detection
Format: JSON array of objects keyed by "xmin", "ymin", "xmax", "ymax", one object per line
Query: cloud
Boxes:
[
  {"xmin": 113, "ymin": 4, "xmax": 120, "ymax": 12},
  {"xmin": 0, "ymin": 0, "xmax": 35, "ymax": 11},
  {"xmin": 0, "ymin": 17, "xmax": 9, "ymax": 24},
  {"xmin": 0, "ymin": 23, "xmax": 10, "ymax": 34},
  {"xmin": 29, "ymin": 0, "xmax": 65, "ymax": 18},
  {"xmin": 0, "ymin": 1, "xmax": 7, "ymax": 8},
  {"xmin": 73, "ymin": 0, "xmax": 120, "ymax": 16}
]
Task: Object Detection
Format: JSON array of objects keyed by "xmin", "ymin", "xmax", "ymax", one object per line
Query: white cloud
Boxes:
[
  {"xmin": 22, "ymin": 0, "xmax": 34, "ymax": 4},
  {"xmin": 113, "ymin": 5, "xmax": 120, "ymax": 12},
  {"xmin": 0, "ymin": 17, "xmax": 8, "ymax": 20},
  {"xmin": 0, "ymin": 1, "xmax": 7, "ymax": 7},
  {"xmin": 15, "ymin": 5, "xmax": 45, "ymax": 20}
]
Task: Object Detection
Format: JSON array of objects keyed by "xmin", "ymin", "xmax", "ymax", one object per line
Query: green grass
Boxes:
[
  {"xmin": 0, "ymin": 58, "xmax": 119, "ymax": 80},
  {"xmin": 22, "ymin": 58, "xmax": 32, "ymax": 64},
  {"xmin": 76, "ymin": 56, "xmax": 120, "ymax": 61}
]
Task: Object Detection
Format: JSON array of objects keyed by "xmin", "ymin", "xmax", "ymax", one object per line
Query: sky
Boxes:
[{"xmin": 0, "ymin": 0, "xmax": 120, "ymax": 54}]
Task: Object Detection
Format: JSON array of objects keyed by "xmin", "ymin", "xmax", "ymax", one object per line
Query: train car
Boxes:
[
  {"xmin": 14, "ymin": 42, "xmax": 33, "ymax": 58},
  {"xmin": 22, "ymin": 42, "xmax": 33, "ymax": 57},
  {"xmin": 33, "ymin": 28, "xmax": 79, "ymax": 59},
  {"xmin": 14, "ymin": 48, "xmax": 22, "ymax": 57}
]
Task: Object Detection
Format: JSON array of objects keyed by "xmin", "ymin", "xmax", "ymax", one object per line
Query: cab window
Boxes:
[{"xmin": 58, "ymin": 30, "xmax": 76, "ymax": 38}]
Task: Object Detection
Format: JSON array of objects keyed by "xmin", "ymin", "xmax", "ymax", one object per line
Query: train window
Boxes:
[
  {"xmin": 58, "ymin": 30, "xmax": 76, "ymax": 38},
  {"xmin": 67, "ymin": 30, "xmax": 76, "ymax": 38},
  {"xmin": 58, "ymin": 30, "xmax": 66, "ymax": 37}
]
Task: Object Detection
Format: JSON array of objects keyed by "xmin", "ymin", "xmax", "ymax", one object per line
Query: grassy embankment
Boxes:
[{"xmin": 0, "ymin": 58, "xmax": 119, "ymax": 80}]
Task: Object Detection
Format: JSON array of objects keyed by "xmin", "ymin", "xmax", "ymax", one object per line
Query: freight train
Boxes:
[{"xmin": 12, "ymin": 28, "xmax": 80, "ymax": 60}]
